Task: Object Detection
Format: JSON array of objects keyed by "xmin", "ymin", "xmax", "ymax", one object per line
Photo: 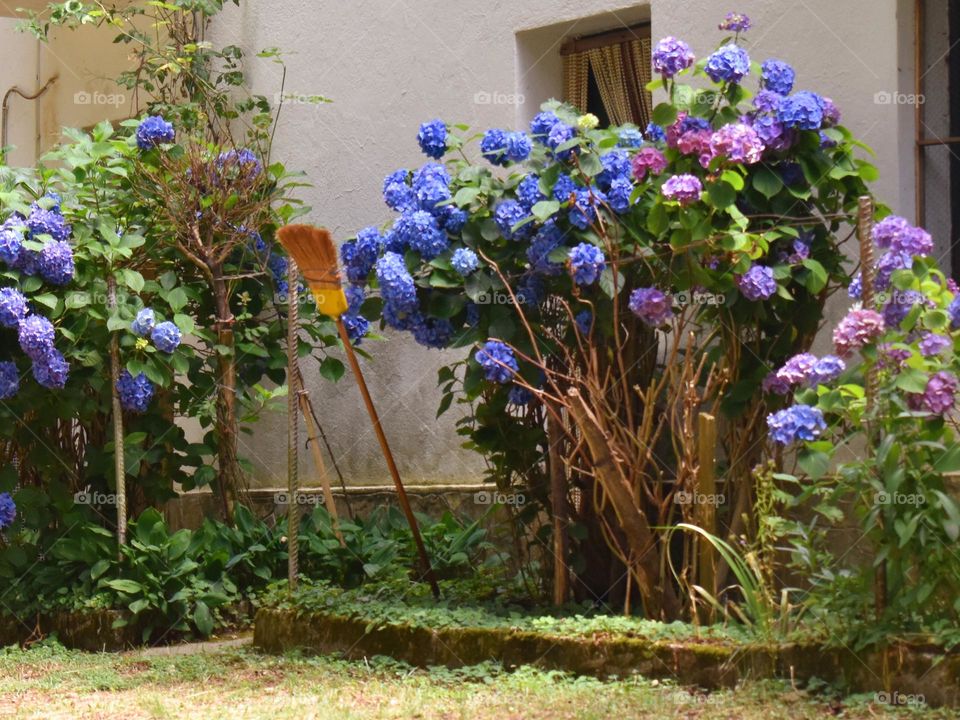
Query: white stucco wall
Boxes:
[{"xmin": 204, "ymin": 0, "xmax": 909, "ymax": 487}]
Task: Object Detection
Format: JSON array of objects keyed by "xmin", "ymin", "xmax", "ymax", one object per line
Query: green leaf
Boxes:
[
  {"xmin": 652, "ymin": 103, "xmax": 678, "ymax": 126},
  {"xmin": 798, "ymin": 449, "xmax": 830, "ymax": 480},
  {"xmin": 531, "ymin": 200, "xmax": 560, "ymax": 222},
  {"xmin": 104, "ymin": 579, "xmax": 144, "ymax": 595},
  {"xmin": 752, "ymin": 167, "xmax": 783, "ymax": 199},
  {"xmin": 165, "ymin": 287, "xmax": 189, "ymax": 312},
  {"xmin": 801, "ymin": 258, "xmax": 828, "ymax": 294},
  {"xmin": 319, "ymin": 357, "xmax": 345, "ymax": 382},
  {"xmin": 193, "ymin": 601, "xmax": 214, "ymax": 637},
  {"xmin": 120, "ymin": 269, "xmax": 145, "ymax": 293},
  {"xmin": 705, "ymin": 180, "xmax": 735, "ymax": 209}
]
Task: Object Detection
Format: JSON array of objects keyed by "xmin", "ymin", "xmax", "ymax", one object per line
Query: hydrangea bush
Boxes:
[
  {"xmin": 343, "ymin": 16, "xmax": 877, "ymax": 612},
  {"xmin": 769, "ymin": 216, "xmax": 960, "ymax": 644}
]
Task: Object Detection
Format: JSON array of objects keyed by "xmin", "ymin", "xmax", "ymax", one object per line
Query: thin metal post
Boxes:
[
  {"xmin": 108, "ymin": 276, "xmax": 126, "ymax": 552},
  {"xmin": 287, "ymin": 260, "xmax": 300, "ymax": 591}
]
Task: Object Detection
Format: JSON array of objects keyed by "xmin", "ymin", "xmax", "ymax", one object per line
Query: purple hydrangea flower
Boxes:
[
  {"xmin": 628, "ymin": 287, "xmax": 673, "ymax": 326},
  {"xmin": 475, "ymin": 340, "xmax": 518, "ymax": 383},
  {"xmin": 652, "ymin": 37, "xmax": 695, "ymax": 78},
  {"xmin": 753, "ymin": 90, "xmax": 785, "ymax": 113},
  {"xmin": 32, "ymin": 348, "xmax": 69, "ymax": 389},
  {"xmin": 481, "ymin": 128, "xmax": 509, "ymax": 166},
  {"xmin": 661, "ymin": 174, "xmax": 703, "ymax": 205},
  {"xmin": 417, "ymin": 119, "xmax": 448, "ymax": 159},
  {"xmin": 832, "ymin": 308, "xmax": 885, "ymax": 357},
  {"xmin": 27, "ymin": 206, "xmax": 71, "ymax": 243},
  {"xmin": 777, "ymin": 91, "xmax": 825, "ymax": 130},
  {"xmin": 0, "ymin": 492, "xmax": 15, "ymax": 529},
  {"xmin": 136, "ymin": 115, "xmax": 175, "ymax": 150},
  {"xmin": 709, "ymin": 122, "xmax": 765, "ymax": 164},
  {"xmin": 0, "ymin": 361, "xmax": 19, "ymax": 400},
  {"xmin": 737, "ymin": 265, "xmax": 777, "ymax": 301},
  {"xmin": 530, "ymin": 111, "xmax": 560, "ymax": 140},
  {"xmin": 705, "ymin": 44, "xmax": 751, "ymax": 84},
  {"xmin": 872, "ymin": 215, "xmax": 911, "ymax": 249},
  {"xmin": 116, "ymin": 370, "xmax": 155, "ymax": 413},
  {"xmin": 892, "ymin": 226, "xmax": 933, "ymax": 257},
  {"xmin": 632, "ymin": 146, "xmax": 668, "ymax": 180},
  {"xmin": 39, "ymin": 240, "xmax": 74, "ymax": 285},
  {"xmin": 919, "ymin": 332, "xmax": 951, "ymax": 357},
  {"xmin": 762, "ymin": 371, "xmax": 792, "ymax": 395},
  {"xmin": 949, "ymin": 296, "xmax": 960, "ymax": 330},
  {"xmin": 821, "ymin": 97, "xmax": 841, "ymax": 126},
  {"xmin": 451, "ymin": 247, "xmax": 479, "ymax": 276},
  {"xmin": 18, "ymin": 315, "xmax": 55, "ymax": 361},
  {"xmin": 0, "ymin": 288, "xmax": 28, "ymax": 329},
  {"xmin": 151, "ymin": 321, "xmax": 182, "ymax": 354},
  {"xmin": 216, "ymin": 149, "xmax": 262, "ymax": 180},
  {"xmin": 761, "ymin": 59, "xmax": 795, "ymax": 95},
  {"xmin": 776, "ymin": 353, "xmax": 817, "ymax": 386},
  {"xmin": 719, "ymin": 12, "xmax": 751, "ymax": 32},
  {"xmin": 848, "ymin": 273, "xmax": 863, "ymax": 299},
  {"xmin": 809, "ymin": 355, "xmax": 846, "ymax": 385},
  {"xmin": 875, "ymin": 251, "xmax": 913, "ymax": 292},
  {"xmin": 920, "ymin": 371, "xmax": 958, "ymax": 414},
  {"xmin": 767, "ymin": 404, "xmax": 827, "ymax": 445},
  {"xmin": 882, "ymin": 289, "xmax": 925, "ymax": 328},
  {"xmin": 568, "ymin": 243, "xmax": 606, "ymax": 286},
  {"xmin": 376, "ymin": 252, "xmax": 419, "ymax": 314},
  {"xmin": 494, "ymin": 200, "xmax": 532, "ymax": 241}
]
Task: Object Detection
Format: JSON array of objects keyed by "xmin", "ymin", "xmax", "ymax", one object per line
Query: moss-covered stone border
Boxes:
[
  {"xmin": 254, "ymin": 608, "xmax": 960, "ymax": 707},
  {"xmin": 0, "ymin": 609, "xmax": 145, "ymax": 651}
]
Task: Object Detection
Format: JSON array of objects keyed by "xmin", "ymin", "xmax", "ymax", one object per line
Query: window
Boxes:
[{"xmin": 560, "ymin": 24, "xmax": 653, "ymax": 128}]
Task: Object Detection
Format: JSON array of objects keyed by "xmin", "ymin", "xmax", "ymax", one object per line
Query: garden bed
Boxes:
[
  {"xmin": 0, "ymin": 610, "xmax": 144, "ymax": 652},
  {"xmin": 254, "ymin": 604, "xmax": 960, "ymax": 708}
]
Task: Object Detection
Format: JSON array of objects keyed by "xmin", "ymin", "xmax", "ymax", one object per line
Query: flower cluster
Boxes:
[
  {"xmin": 737, "ymin": 265, "xmax": 777, "ymax": 301},
  {"xmin": 475, "ymin": 340, "xmax": 518, "ymax": 383},
  {"xmin": 136, "ymin": 115, "xmax": 176, "ymax": 150},
  {"xmin": 652, "ymin": 37, "xmax": 695, "ymax": 78},
  {"xmin": 767, "ymin": 404, "xmax": 826, "ymax": 445},
  {"xmin": 832, "ymin": 308, "xmax": 885, "ymax": 357},
  {"xmin": 0, "ymin": 492, "xmax": 15, "ymax": 530},
  {"xmin": 131, "ymin": 309, "xmax": 182, "ymax": 354},
  {"xmin": 767, "ymin": 352, "xmax": 845, "ymax": 394},
  {"xmin": 117, "ymin": 370, "xmax": 155, "ymax": 413},
  {"xmin": 417, "ymin": 119, "xmax": 448, "ymax": 160},
  {"xmin": 0, "ymin": 197, "xmax": 74, "ymax": 285},
  {"xmin": 628, "ymin": 287, "xmax": 673, "ymax": 327},
  {"xmin": 568, "ymin": 243, "xmax": 605, "ymax": 286}
]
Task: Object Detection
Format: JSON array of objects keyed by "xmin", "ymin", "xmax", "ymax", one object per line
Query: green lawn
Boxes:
[{"xmin": 0, "ymin": 642, "xmax": 946, "ymax": 719}]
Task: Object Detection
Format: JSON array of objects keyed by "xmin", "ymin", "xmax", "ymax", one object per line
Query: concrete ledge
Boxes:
[
  {"xmin": 0, "ymin": 610, "xmax": 144, "ymax": 651},
  {"xmin": 253, "ymin": 608, "xmax": 960, "ymax": 707}
]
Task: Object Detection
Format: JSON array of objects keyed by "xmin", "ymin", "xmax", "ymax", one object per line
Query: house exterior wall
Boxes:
[{"xmin": 204, "ymin": 0, "xmax": 907, "ymax": 488}]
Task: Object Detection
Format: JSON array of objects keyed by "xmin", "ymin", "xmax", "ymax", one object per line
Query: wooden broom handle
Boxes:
[{"xmin": 335, "ymin": 318, "xmax": 441, "ymax": 599}]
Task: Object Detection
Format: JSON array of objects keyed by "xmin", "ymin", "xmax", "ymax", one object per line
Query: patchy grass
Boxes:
[{"xmin": 0, "ymin": 641, "xmax": 948, "ymax": 719}]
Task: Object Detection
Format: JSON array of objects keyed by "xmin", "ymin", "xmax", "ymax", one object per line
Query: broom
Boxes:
[{"xmin": 276, "ymin": 224, "xmax": 441, "ymax": 599}]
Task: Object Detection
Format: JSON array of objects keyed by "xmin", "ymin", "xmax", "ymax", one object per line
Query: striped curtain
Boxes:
[{"xmin": 563, "ymin": 37, "xmax": 653, "ymax": 127}]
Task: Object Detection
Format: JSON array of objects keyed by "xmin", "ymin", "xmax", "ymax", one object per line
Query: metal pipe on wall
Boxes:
[{"xmin": 1, "ymin": 75, "xmax": 57, "ymax": 159}]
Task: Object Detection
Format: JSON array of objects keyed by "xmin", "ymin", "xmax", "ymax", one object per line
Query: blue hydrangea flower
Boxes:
[
  {"xmin": 27, "ymin": 206, "xmax": 71, "ymax": 243},
  {"xmin": 517, "ymin": 175, "xmax": 545, "ymax": 211},
  {"xmin": 0, "ymin": 217, "xmax": 25, "ymax": 266},
  {"xmin": 345, "ymin": 285, "xmax": 365, "ymax": 315},
  {"xmin": 552, "ymin": 173, "xmax": 578, "ymax": 203},
  {"xmin": 475, "ymin": 340, "xmax": 518, "ymax": 383},
  {"xmin": 32, "ymin": 348, "xmax": 69, "ymax": 389},
  {"xmin": 412, "ymin": 163, "xmax": 450, "ymax": 191},
  {"xmin": 546, "ymin": 123, "xmax": 577, "ymax": 159},
  {"xmin": 508, "ymin": 385, "xmax": 533, "ymax": 406},
  {"xmin": 767, "ymin": 404, "xmax": 826, "ymax": 445},
  {"xmin": 505, "ymin": 132, "xmax": 532, "ymax": 162},
  {"xmin": 518, "ymin": 273, "xmax": 545, "ymax": 305},
  {"xmin": 494, "ymin": 200, "xmax": 532, "ymax": 241},
  {"xmin": 761, "ymin": 59, "xmax": 795, "ymax": 95},
  {"xmin": 442, "ymin": 207, "xmax": 469, "ymax": 234},
  {"xmin": 397, "ymin": 210, "xmax": 447, "ymax": 260},
  {"xmin": 883, "ymin": 289, "xmax": 924, "ymax": 328},
  {"xmin": 0, "ymin": 492, "xmax": 15, "ymax": 529},
  {"xmin": 652, "ymin": 36, "xmax": 695, "ymax": 78},
  {"xmin": 919, "ymin": 332, "xmax": 951, "ymax": 357},
  {"xmin": 719, "ymin": 12, "xmax": 751, "ymax": 32},
  {"xmin": 949, "ymin": 296, "xmax": 960, "ymax": 330},
  {"xmin": 618, "ymin": 127, "xmax": 644, "ymax": 148},
  {"xmin": 0, "ymin": 288, "xmax": 27, "ymax": 328},
  {"xmin": 530, "ymin": 111, "xmax": 560, "ymax": 140},
  {"xmin": 417, "ymin": 119, "xmax": 448, "ymax": 159},
  {"xmin": 216, "ymin": 148, "xmax": 262, "ymax": 180},
  {"xmin": 383, "ymin": 170, "xmax": 417, "ymax": 213},
  {"xmin": 116, "ymin": 370, "xmax": 155, "ymax": 413},
  {"xmin": 848, "ymin": 272, "xmax": 863, "ymax": 300},
  {"xmin": 596, "ymin": 150, "xmax": 632, "ymax": 191},
  {"xmin": 575, "ymin": 310, "xmax": 592, "ymax": 335},
  {"xmin": 342, "ymin": 312, "xmax": 370, "ymax": 344},
  {"xmin": 383, "ymin": 228, "xmax": 406, "ymax": 254},
  {"xmin": 568, "ymin": 243, "xmax": 606, "ymax": 286},
  {"xmin": 569, "ymin": 189, "xmax": 604, "ymax": 229},
  {"xmin": 342, "ymin": 226, "xmax": 384, "ymax": 283},
  {"xmin": 412, "ymin": 164, "xmax": 452, "ymax": 213},
  {"xmin": 376, "ymin": 252, "xmax": 419, "ymax": 313},
  {"xmin": 39, "ymin": 240, "xmax": 74, "ymax": 285},
  {"xmin": 645, "ymin": 123, "xmax": 667, "ymax": 143},
  {"xmin": 607, "ymin": 178, "xmax": 634, "ymax": 214},
  {"xmin": 809, "ymin": 355, "xmax": 846, "ymax": 385},
  {"xmin": 412, "ymin": 316, "xmax": 454, "ymax": 349},
  {"xmin": 526, "ymin": 222, "xmax": 564, "ymax": 276},
  {"xmin": 15, "ymin": 249, "xmax": 40, "ymax": 276},
  {"xmin": 777, "ymin": 91, "xmax": 825, "ymax": 130},
  {"xmin": 136, "ymin": 115, "xmax": 175, "ymax": 150},
  {"xmin": 481, "ymin": 128, "xmax": 508, "ymax": 166},
  {"xmin": 737, "ymin": 265, "xmax": 777, "ymax": 301},
  {"xmin": 705, "ymin": 44, "xmax": 750, "ymax": 84},
  {"xmin": 451, "ymin": 248, "xmax": 479, "ymax": 276},
  {"xmin": 0, "ymin": 361, "xmax": 19, "ymax": 400},
  {"xmin": 753, "ymin": 90, "xmax": 784, "ymax": 113},
  {"xmin": 18, "ymin": 315, "xmax": 55, "ymax": 361},
  {"xmin": 151, "ymin": 321, "xmax": 182, "ymax": 354}
]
